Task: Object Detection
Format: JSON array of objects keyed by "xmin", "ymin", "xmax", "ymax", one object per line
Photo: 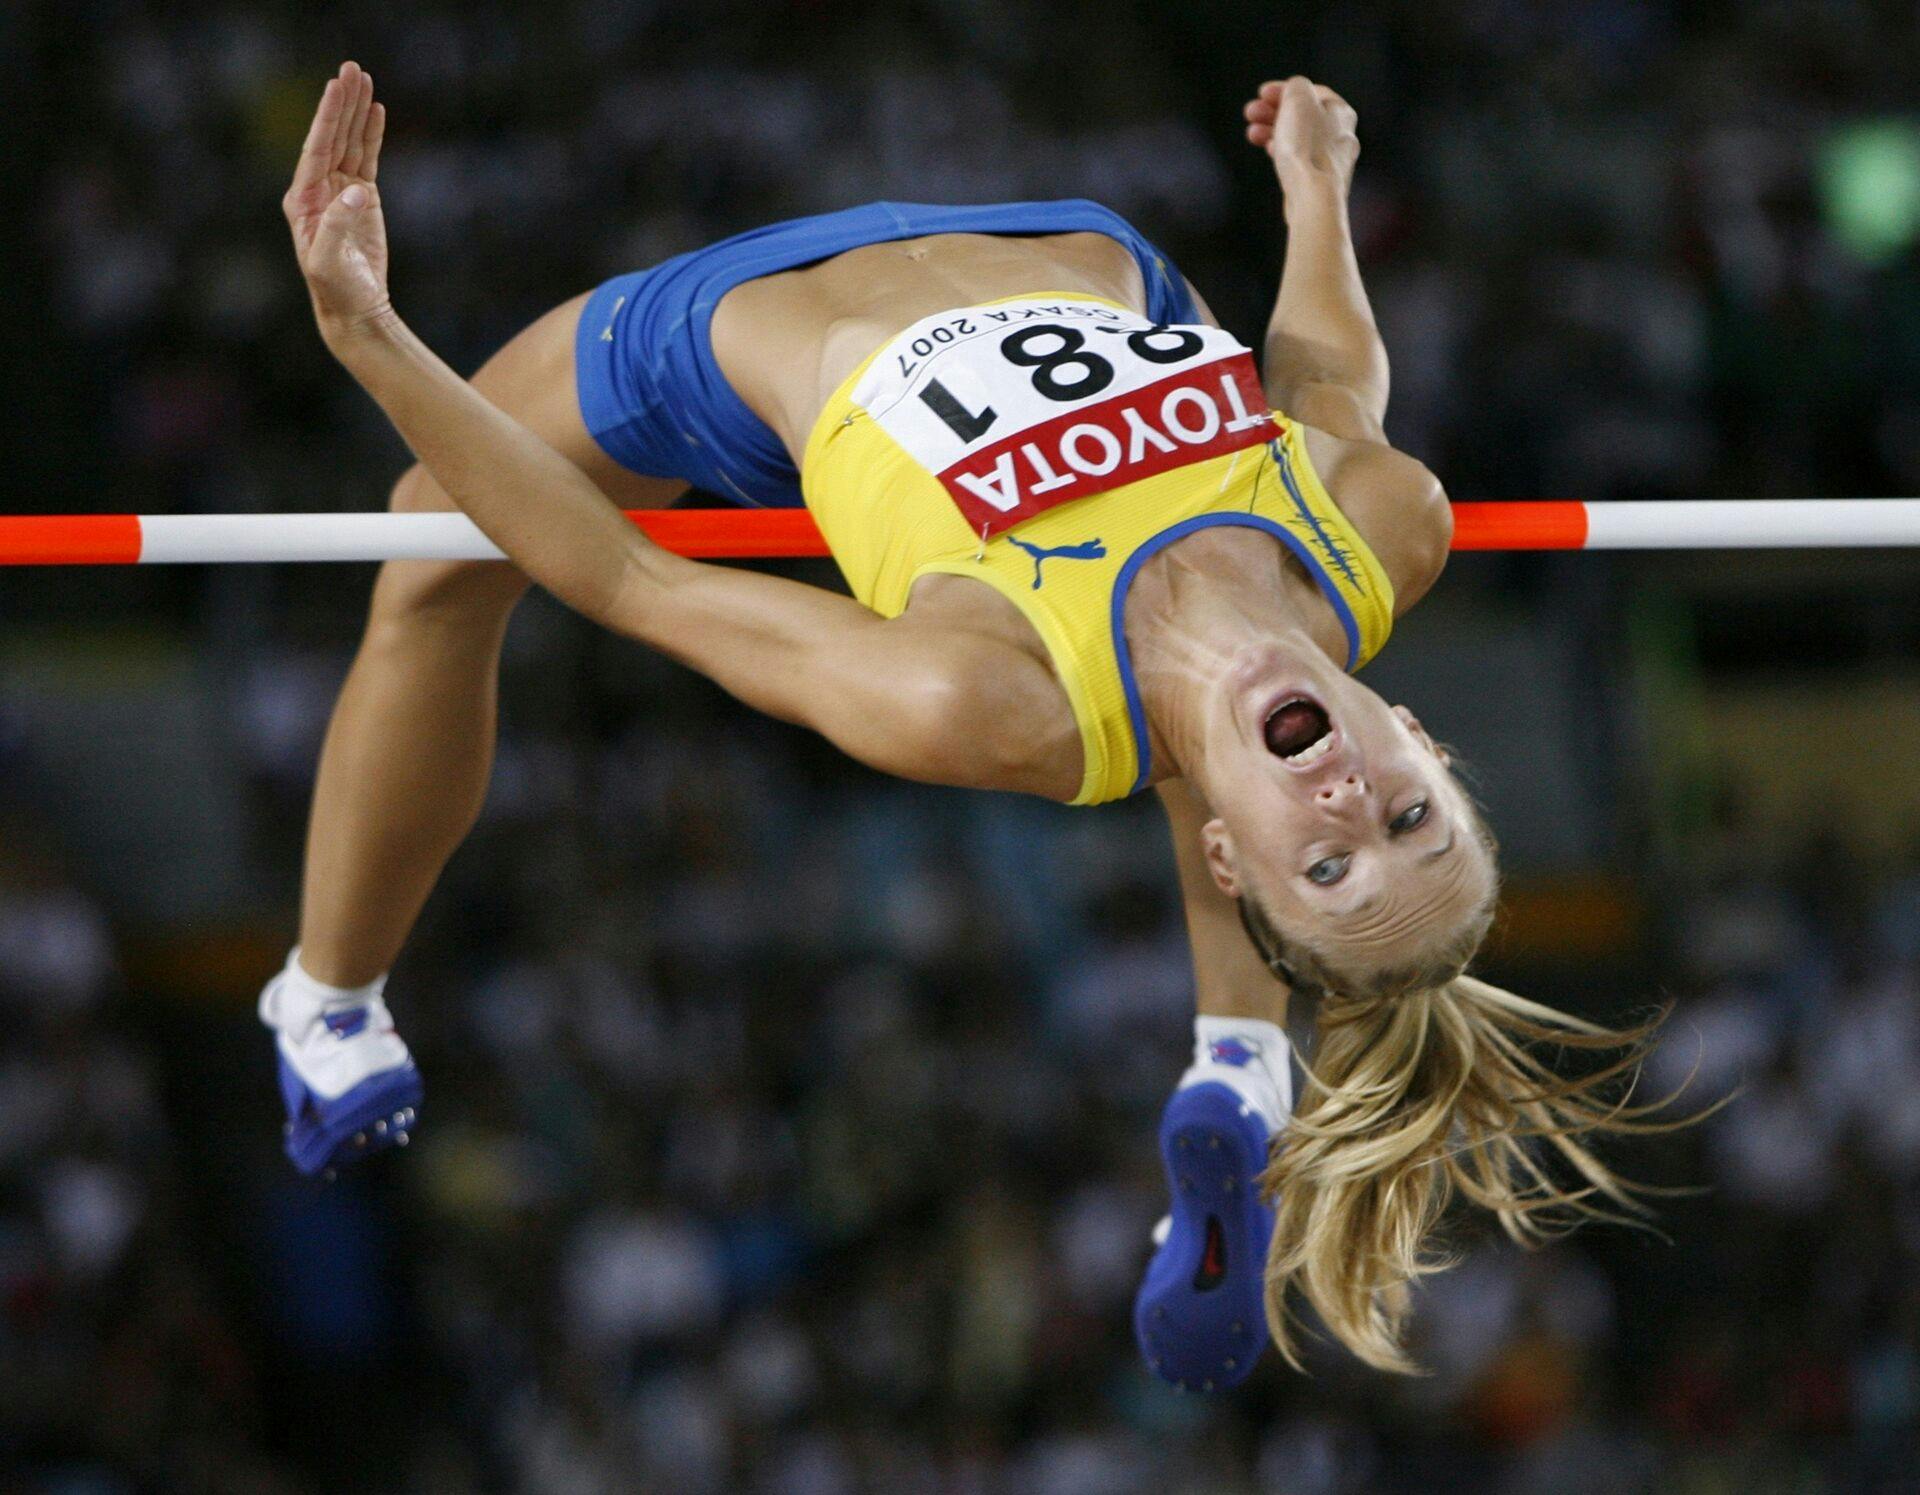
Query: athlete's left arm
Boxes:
[
  {"xmin": 285, "ymin": 64, "xmax": 1075, "ymax": 799},
  {"xmin": 325, "ymin": 296, "xmax": 1072, "ymax": 790}
]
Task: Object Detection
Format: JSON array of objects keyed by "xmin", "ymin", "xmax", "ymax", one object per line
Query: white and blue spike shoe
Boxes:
[
  {"xmin": 1134, "ymin": 1021, "xmax": 1293, "ymax": 1394},
  {"xmin": 259, "ymin": 950, "xmax": 421, "ymax": 1177}
]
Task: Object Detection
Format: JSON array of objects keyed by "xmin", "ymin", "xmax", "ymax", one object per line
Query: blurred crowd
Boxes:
[
  {"xmin": 6, "ymin": 681, "xmax": 1920, "ymax": 1492},
  {"xmin": 7, "ymin": 0, "xmax": 1920, "ymax": 1491}
]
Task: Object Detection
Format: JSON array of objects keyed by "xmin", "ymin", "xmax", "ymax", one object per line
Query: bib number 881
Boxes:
[{"xmin": 919, "ymin": 323, "xmax": 1208, "ymax": 441}]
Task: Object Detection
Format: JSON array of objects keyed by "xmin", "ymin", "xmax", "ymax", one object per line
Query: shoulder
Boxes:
[
  {"xmin": 1296, "ymin": 425, "xmax": 1451, "ymax": 617},
  {"xmin": 1176, "ymin": 287, "xmax": 1450, "ymax": 614}
]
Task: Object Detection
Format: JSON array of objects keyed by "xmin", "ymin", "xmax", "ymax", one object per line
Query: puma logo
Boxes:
[{"xmin": 1006, "ymin": 534, "xmax": 1107, "ymax": 589}]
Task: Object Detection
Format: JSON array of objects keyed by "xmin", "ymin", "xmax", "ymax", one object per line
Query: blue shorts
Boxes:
[{"xmin": 573, "ymin": 200, "xmax": 1201, "ymax": 508}]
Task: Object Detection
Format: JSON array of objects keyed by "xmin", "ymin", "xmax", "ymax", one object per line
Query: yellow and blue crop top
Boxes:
[{"xmin": 800, "ymin": 293, "xmax": 1394, "ymax": 805}]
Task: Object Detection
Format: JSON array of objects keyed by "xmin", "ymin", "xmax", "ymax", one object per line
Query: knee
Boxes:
[
  {"xmin": 388, "ymin": 463, "xmax": 447, "ymax": 516},
  {"xmin": 368, "ymin": 466, "xmax": 527, "ymax": 624}
]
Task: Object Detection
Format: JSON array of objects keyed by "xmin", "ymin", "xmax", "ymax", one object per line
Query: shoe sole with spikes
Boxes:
[
  {"xmin": 276, "ymin": 1054, "xmax": 423, "ymax": 1178},
  {"xmin": 1134, "ymin": 1080, "xmax": 1275, "ymax": 1393}
]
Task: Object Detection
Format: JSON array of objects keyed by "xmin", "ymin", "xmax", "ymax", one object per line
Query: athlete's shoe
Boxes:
[
  {"xmin": 259, "ymin": 953, "xmax": 421, "ymax": 1177},
  {"xmin": 1134, "ymin": 1077, "xmax": 1280, "ymax": 1393}
]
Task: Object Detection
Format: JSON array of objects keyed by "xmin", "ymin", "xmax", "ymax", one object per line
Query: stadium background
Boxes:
[{"xmin": 5, "ymin": 1, "xmax": 1920, "ymax": 1490}]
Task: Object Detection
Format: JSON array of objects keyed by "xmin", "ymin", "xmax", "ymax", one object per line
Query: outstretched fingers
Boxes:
[
  {"xmin": 339, "ymin": 65, "xmax": 375, "ymax": 179},
  {"xmin": 328, "ymin": 63, "xmax": 357, "ymax": 166},
  {"xmin": 289, "ymin": 76, "xmax": 347, "ymax": 203},
  {"xmin": 362, "ymin": 102, "xmax": 387, "ymax": 182}
]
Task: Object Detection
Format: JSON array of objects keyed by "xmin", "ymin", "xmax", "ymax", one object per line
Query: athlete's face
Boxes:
[{"xmin": 1197, "ymin": 657, "xmax": 1494, "ymax": 978}]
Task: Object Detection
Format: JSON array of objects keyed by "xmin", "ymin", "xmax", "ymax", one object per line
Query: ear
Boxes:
[{"xmin": 1201, "ymin": 817, "xmax": 1242, "ymax": 898}]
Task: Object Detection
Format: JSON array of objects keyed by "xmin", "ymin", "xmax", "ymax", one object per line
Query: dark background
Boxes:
[{"xmin": 4, "ymin": 1, "xmax": 1920, "ymax": 1491}]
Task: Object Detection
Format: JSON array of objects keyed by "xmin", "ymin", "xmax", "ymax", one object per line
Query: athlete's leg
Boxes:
[
  {"xmin": 297, "ymin": 292, "xmax": 685, "ymax": 987},
  {"xmin": 1135, "ymin": 781, "xmax": 1295, "ymax": 1391},
  {"xmin": 262, "ymin": 292, "xmax": 686, "ymax": 1174}
]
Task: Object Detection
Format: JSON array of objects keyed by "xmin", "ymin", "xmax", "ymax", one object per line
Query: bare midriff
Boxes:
[{"xmin": 709, "ymin": 230, "xmax": 1148, "ymax": 466}]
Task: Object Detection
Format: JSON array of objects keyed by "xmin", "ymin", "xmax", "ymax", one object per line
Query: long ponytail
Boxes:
[{"xmin": 1260, "ymin": 972, "xmax": 1674, "ymax": 1374}]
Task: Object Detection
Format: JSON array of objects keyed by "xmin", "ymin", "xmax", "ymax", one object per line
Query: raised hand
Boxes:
[
  {"xmin": 1243, "ymin": 77, "xmax": 1360, "ymax": 193},
  {"xmin": 284, "ymin": 61, "xmax": 391, "ymax": 341}
]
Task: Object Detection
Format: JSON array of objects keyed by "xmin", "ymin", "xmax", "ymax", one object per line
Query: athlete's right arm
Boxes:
[
  {"xmin": 1242, "ymin": 78, "xmax": 1451, "ymax": 610},
  {"xmin": 1244, "ymin": 77, "xmax": 1391, "ymax": 443},
  {"xmin": 286, "ymin": 64, "xmax": 1070, "ymax": 797}
]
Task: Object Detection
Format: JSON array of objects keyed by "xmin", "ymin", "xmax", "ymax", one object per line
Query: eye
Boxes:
[
  {"xmin": 1389, "ymin": 801, "xmax": 1429, "ymax": 835},
  {"xmin": 1306, "ymin": 853, "xmax": 1350, "ymax": 886}
]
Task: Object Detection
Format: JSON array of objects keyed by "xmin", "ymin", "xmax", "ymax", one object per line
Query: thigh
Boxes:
[
  {"xmin": 460, "ymin": 291, "xmax": 689, "ymax": 512},
  {"xmin": 374, "ymin": 294, "xmax": 686, "ymax": 617}
]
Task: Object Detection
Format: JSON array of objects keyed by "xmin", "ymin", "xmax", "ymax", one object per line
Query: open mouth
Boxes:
[{"xmin": 1263, "ymin": 696, "xmax": 1336, "ymax": 765}]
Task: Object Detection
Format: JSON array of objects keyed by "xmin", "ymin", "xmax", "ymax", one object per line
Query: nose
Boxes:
[{"xmin": 1315, "ymin": 774, "xmax": 1369, "ymax": 813}]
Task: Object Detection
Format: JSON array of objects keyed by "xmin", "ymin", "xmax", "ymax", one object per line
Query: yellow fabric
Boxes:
[{"xmin": 800, "ymin": 293, "xmax": 1395, "ymax": 805}]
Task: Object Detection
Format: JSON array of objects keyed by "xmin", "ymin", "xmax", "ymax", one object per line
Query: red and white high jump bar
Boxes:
[{"xmin": 3, "ymin": 500, "xmax": 1920, "ymax": 565}]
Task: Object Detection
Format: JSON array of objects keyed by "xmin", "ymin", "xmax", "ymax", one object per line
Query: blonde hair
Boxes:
[{"xmin": 1239, "ymin": 895, "xmax": 1679, "ymax": 1375}]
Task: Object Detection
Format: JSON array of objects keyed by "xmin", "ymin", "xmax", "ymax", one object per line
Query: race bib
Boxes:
[{"xmin": 851, "ymin": 299, "xmax": 1275, "ymax": 538}]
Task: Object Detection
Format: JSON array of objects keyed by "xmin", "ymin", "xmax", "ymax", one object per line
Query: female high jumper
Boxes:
[{"xmin": 261, "ymin": 62, "xmax": 1665, "ymax": 1386}]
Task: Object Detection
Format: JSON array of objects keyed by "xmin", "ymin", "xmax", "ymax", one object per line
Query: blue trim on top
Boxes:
[{"xmin": 1112, "ymin": 510, "xmax": 1364, "ymax": 797}]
